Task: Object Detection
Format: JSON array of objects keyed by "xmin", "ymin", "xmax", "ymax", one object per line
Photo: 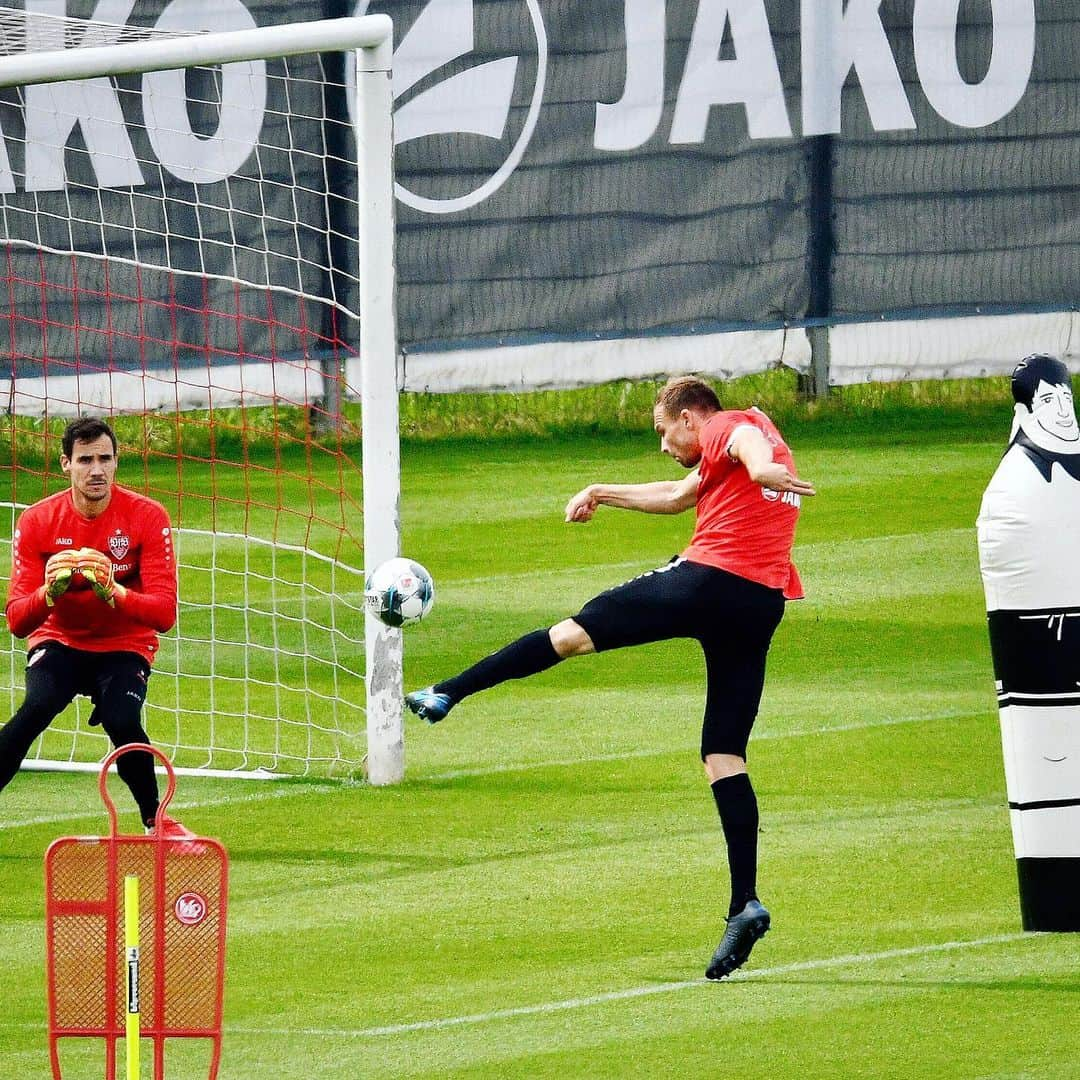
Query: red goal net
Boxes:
[{"xmin": 0, "ymin": 12, "xmax": 379, "ymax": 778}]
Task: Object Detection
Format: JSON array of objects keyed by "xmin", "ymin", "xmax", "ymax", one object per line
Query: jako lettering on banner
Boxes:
[{"xmin": 0, "ymin": 0, "xmax": 1037, "ymax": 210}]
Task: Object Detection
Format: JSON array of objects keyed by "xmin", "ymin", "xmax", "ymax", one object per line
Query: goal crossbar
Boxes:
[{"xmin": 0, "ymin": 14, "xmax": 392, "ymax": 88}]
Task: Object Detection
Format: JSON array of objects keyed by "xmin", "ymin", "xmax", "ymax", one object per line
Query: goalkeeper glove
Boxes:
[
  {"xmin": 76, "ymin": 548, "xmax": 122, "ymax": 607},
  {"xmin": 44, "ymin": 551, "xmax": 79, "ymax": 607}
]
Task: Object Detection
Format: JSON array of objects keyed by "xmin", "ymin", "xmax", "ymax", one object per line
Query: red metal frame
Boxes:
[{"xmin": 45, "ymin": 744, "xmax": 228, "ymax": 1079}]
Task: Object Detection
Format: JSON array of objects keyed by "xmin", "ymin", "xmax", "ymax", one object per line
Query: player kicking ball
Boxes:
[
  {"xmin": 1, "ymin": 417, "xmax": 191, "ymax": 838},
  {"xmin": 407, "ymin": 376, "xmax": 815, "ymax": 980}
]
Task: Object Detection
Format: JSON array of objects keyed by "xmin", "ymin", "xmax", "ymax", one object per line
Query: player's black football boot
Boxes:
[
  {"xmin": 404, "ymin": 687, "xmax": 455, "ymax": 724},
  {"xmin": 705, "ymin": 899, "xmax": 770, "ymax": 980}
]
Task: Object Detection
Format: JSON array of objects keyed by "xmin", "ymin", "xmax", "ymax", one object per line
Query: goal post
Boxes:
[
  {"xmin": 355, "ymin": 36, "xmax": 404, "ymax": 787},
  {"xmin": 0, "ymin": 10, "xmax": 405, "ymax": 784}
]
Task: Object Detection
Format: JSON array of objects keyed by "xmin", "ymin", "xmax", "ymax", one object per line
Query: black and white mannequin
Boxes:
[{"xmin": 977, "ymin": 353, "xmax": 1080, "ymax": 931}]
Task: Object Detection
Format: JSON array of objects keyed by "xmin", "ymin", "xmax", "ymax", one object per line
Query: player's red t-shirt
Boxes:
[
  {"xmin": 682, "ymin": 408, "xmax": 804, "ymax": 600},
  {"xmin": 5, "ymin": 484, "xmax": 178, "ymax": 663}
]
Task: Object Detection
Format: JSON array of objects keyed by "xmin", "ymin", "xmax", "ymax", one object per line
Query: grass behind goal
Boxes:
[
  {"xmin": 0, "ymin": 371, "xmax": 1028, "ymax": 779},
  {"xmin": 2, "ymin": 408, "xmax": 1080, "ymax": 1078}
]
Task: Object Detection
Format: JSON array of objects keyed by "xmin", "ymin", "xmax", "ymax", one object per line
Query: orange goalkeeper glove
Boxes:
[
  {"xmin": 76, "ymin": 548, "xmax": 124, "ymax": 607},
  {"xmin": 44, "ymin": 551, "xmax": 80, "ymax": 606}
]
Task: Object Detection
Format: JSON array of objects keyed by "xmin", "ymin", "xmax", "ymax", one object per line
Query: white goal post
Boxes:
[{"xmin": 0, "ymin": 11, "xmax": 405, "ymax": 784}]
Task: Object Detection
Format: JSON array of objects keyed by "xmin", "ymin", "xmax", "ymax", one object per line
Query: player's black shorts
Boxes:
[
  {"xmin": 23, "ymin": 642, "xmax": 151, "ymax": 731},
  {"xmin": 573, "ymin": 558, "xmax": 785, "ymax": 760}
]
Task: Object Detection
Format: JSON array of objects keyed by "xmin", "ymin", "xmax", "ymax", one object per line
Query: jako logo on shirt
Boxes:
[
  {"xmin": 762, "ymin": 489, "xmax": 801, "ymax": 508},
  {"xmin": 352, "ymin": 0, "xmax": 548, "ymax": 214}
]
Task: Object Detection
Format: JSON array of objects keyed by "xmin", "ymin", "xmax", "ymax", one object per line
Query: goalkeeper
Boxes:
[
  {"xmin": 408, "ymin": 377, "xmax": 815, "ymax": 980},
  {"xmin": 1, "ymin": 417, "xmax": 187, "ymax": 836}
]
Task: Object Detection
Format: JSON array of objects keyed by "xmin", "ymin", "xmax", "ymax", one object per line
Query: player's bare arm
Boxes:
[
  {"xmin": 565, "ymin": 471, "xmax": 701, "ymax": 522},
  {"xmin": 728, "ymin": 426, "xmax": 816, "ymax": 496}
]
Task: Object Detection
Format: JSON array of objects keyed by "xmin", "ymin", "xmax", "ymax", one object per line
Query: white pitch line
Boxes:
[
  {"xmin": 424, "ymin": 708, "xmax": 978, "ymax": 781},
  {"xmin": 2, "ymin": 709, "xmax": 980, "ymax": 831},
  {"xmin": 0, "ymin": 931, "xmax": 1042, "ymax": 1042},
  {"xmin": 224, "ymin": 932, "xmax": 1036, "ymax": 1040},
  {"xmin": 0, "ymin": 779, "xmax": 340, "ymax": 831},
  {"xmin": 453, "ymin": 528, "xmax": 972, "ymax": 587}
]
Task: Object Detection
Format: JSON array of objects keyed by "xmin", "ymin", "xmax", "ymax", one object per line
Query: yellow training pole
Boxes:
[{"xmin": 124, "ymin": 874, "xmax": 140, "ymax": 1080}]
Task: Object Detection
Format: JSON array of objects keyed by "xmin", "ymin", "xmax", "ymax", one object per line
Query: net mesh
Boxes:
[
  {"xmin": 0, "ymin": 10, "xmax": 371, "ymax": 777},
  {"xmin": 0, "ymin": 5, "xmax": 191, "ymax": 53}
]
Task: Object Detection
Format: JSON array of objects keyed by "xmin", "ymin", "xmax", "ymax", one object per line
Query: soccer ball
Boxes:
[{"xmin": 364, "ymin": 557, "xmax": 435, "ymax": 628}]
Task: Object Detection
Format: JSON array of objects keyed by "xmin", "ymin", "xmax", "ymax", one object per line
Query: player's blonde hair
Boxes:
[{"xmin": 655, "ymin": 376, "xmax": 722, "ymax": 417}]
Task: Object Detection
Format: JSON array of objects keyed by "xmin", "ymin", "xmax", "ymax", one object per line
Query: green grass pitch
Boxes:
[{"xmin": 3, "ymin": 410, "xmax": 1080, "ymax": 1078}]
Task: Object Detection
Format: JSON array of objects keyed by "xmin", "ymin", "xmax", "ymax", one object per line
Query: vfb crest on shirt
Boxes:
[{"xmin": 108, "ymin": 530, "xmax": 130, "ymax": 561}]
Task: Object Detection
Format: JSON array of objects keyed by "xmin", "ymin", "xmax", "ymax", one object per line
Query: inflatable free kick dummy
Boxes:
[{"xmin": 977, "ymin": 353, "xmax": 1080, "ymax": 930}]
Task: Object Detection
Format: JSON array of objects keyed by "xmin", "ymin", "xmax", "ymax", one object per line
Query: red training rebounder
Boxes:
[{"xmin": 45, "ymin": 744, "xmax": 228, "ymax": 1079}]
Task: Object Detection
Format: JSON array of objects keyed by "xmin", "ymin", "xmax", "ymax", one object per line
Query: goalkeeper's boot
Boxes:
[
  {"xmin": 705, "ymin": 899, "xmax": 771, "ymax": 981},
  {"xmin": 404, "ymin": 686, "xmax": 455, "ymax": 724},
  {"xmin": 146, "ymin": 813, "xmax": 197, "ymax": 841}
]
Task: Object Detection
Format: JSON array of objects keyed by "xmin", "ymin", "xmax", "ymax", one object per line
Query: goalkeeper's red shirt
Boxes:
[
  {"xmin": 5, "ymin": 484, "xmax": 177, "ymax": 664},
  {"xmin": 682, "ymin": 408, "xmax": 804, "ymax": 600}
]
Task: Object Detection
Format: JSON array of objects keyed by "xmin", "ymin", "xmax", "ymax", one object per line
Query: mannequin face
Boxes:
[{"xmin": 1030, "ymin": 378, "xmax": 1079, "ymax": 443}]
